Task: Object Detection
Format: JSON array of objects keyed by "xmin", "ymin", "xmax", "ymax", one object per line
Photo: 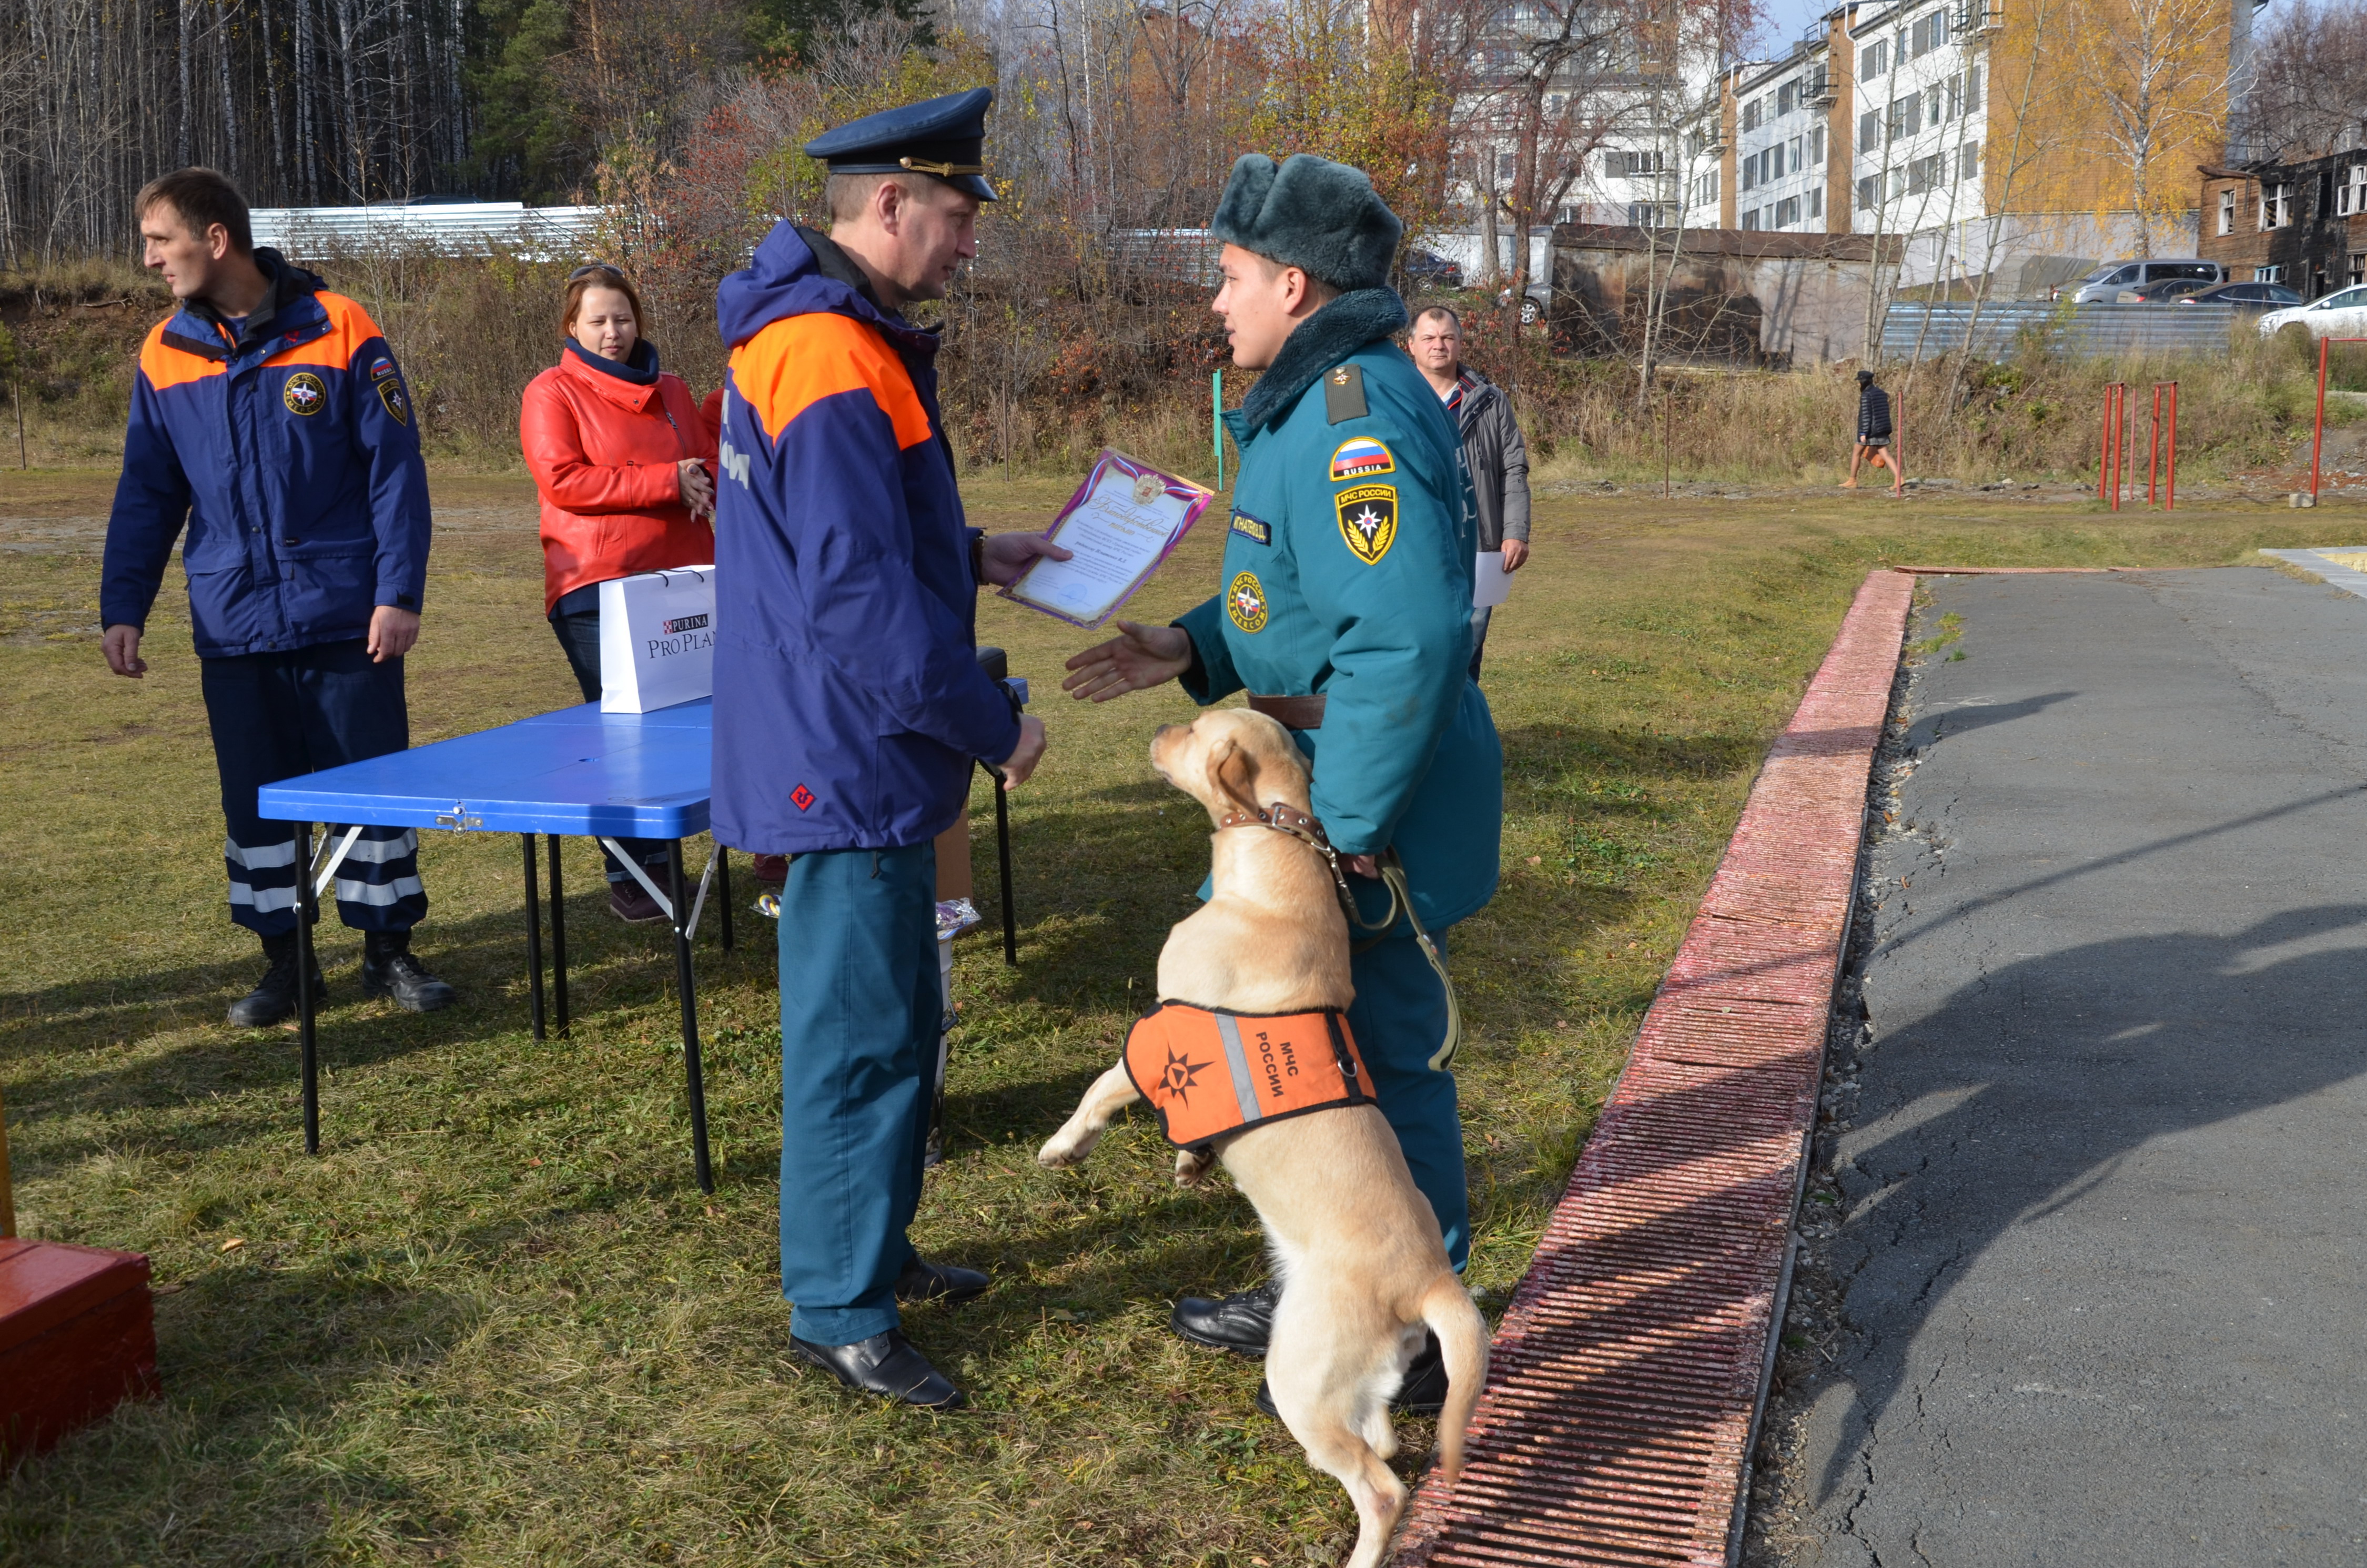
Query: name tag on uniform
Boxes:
[{"xmin": 1230, "ymin": 509, "xmax": 1272, "ymax": 546}]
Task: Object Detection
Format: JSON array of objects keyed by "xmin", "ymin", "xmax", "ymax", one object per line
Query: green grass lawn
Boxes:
[{"xmin": 2, "ymin": 468, "xmax": 2350, "ymax": 1565}]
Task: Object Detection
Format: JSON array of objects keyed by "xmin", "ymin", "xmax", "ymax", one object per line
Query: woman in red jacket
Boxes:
[{"xmin": 521, "ymin": 264, "xmax": 717, "ymax": 922}]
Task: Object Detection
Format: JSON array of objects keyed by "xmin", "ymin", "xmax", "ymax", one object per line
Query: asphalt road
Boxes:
[{"xmin": 1791, "ymin": 567, "xmax": 2367, "ymax": 1566}]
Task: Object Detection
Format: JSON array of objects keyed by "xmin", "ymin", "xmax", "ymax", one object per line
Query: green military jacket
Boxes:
[{"xmin": 1175, "ymin": 289, "xmax": 1504, "ymax": 930}]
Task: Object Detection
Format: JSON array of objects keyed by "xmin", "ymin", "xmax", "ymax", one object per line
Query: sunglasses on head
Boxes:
[{"xmin": 568, "ymin": 264, "xmax": 627, "ymax": 282}]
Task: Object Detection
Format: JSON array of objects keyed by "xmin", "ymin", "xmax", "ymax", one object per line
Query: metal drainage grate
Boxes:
[{"xmin": 1393, "ymin": 569, "xmax": 1913, "ymax": 1568}]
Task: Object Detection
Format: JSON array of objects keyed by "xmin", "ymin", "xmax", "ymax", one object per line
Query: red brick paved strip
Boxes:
[{"xmin": 1393, "ymin": 569, "xmax": 1915, "ymax": 1568}]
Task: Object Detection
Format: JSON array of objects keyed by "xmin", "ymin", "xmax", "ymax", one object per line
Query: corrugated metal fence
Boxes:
[
  {"xmin": 249, "ymin": 203, "xmax": 603, "ymax": 260},
  {"xmin": 1880, "ymin": 301, "xmax": 2243, "ymax": 360}
]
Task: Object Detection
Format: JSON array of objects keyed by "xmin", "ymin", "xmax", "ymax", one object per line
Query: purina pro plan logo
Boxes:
[{"xmin": 648, "ymin": 611, "xmax": 713, "ymax": 662}]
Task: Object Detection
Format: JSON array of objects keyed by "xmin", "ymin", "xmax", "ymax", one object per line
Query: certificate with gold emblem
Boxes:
[{"xmin": 999, "ymin": 449, "xmax": 1216, "ymax": 629}]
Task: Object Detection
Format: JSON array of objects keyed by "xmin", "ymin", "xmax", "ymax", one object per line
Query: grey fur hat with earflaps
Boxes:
[{"xmin": 1208, "ymin": 153, "xmax": 1403, "ymax": 292}]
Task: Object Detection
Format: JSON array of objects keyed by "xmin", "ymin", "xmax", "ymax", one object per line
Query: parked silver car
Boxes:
[{"xmin": 2056, "ymin": 258, "xmax": 2227, "ymax": 304}]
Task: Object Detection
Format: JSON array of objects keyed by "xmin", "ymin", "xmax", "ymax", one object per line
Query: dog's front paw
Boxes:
[
  {"xmin": 1173, "ymin": 1147, "xmax": 1216, "ymax": 1186},
  {"xmin": 1037, "ymin": 1133, "xmax": 1089, "ymax": 1170}
]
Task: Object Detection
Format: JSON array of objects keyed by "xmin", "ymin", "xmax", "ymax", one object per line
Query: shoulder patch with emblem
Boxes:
[
  {"xmin": 1227, "ymin": 570, "xmax": 1269, "ymax": 633},
  {"xmin": 369, "ymin": 356, "xmax": 399, "ymax": 383},
  {"xmin": 1334, "ymin": 484, "xmax": 1398, "ymax": 564},
  {"xmin": 1229, "ymin": 508, "xmax": 1272, "ymax": 546},
  {"xmin": 1330, "ymin": 437, "xmax": 1394, "ymax": 481},
  {"xmin": 376, "ymin": 377, "xmax": 411, "ymax": 426},
  {"xmin": 282, "ymin": 371, "xmax": 327, "ymax": 416},
  {"xmin": 1323, "ymin": 364, "xmax": 1368, "ymax": 424}
]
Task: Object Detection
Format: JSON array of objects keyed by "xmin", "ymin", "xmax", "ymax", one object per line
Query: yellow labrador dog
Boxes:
[{"xmin": 1038, "ymin": 709, "xmax": 1485, "ymax": 1568}]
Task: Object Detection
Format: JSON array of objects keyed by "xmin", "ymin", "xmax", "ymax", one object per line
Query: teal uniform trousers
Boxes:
[{"xmin": 776, "ymin": 842, "xmax": 940, "ymax": 1346}]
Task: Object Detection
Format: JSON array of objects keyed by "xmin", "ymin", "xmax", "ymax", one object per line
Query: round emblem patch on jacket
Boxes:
[
  {"xmin": 1334, "ymin": 484, "xmax": 1398, "ymax": 564},
  {"xmin": 1227, "ymin": 570, "xmax": 1269, "ymax": 633},
  {"xmin": 282, "ymin": 372, "xmax": 327, "ymax": 416}
]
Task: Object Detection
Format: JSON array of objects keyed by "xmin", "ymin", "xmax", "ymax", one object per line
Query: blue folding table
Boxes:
[
  {"xmin": 254, "ymin": 685, "xmax": 1025, "ymax": 1194},
  {"xmin": 259, "ymin": 699, "xmax": 734, "ymax": 1188}
]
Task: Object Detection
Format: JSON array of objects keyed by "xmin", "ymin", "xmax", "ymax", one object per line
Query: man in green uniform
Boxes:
[{"xmin": 1063, "ymin": 153, "xmax": 1503, "ymax": 1408}]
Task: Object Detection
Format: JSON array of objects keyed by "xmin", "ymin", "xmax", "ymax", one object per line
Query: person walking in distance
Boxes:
[
  {"xmin": 709, "ymin": 89, "xmax": 1070, "ymax": 1410},
  {"xmin": 1845, "ymin": 368, "xmax": 1905, "ymax": 494},
  {"xmin": 1408, "ymin": 305, "xmax": 1530, "ymax": 679},
  {"xmin": 100, "ymin": 168, "xmax": 456, "ymax": 1025}
]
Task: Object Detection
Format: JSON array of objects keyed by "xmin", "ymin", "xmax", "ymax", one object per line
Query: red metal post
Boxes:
[
  {"xmin": 2149, "ymin": 385, "xmax": 2162, "ymax": 507},
  {"xmin": 2313, "ymin": 338, "xmax": 2329, "ymax": 500},
  {"xmin": 2099, "ymin": 384, "xmax": 2114, "ymax": 502},
  {"xmin": 2165, "ymin": 382, "xmax": 2177, "ymax": 510}
]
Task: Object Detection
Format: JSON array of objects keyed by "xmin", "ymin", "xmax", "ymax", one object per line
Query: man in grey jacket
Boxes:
[{"xmin": 1409, "ymin": 305, "xmax": 1530, "ymax": 678}]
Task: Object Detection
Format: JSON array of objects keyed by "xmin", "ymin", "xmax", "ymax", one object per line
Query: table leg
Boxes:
[
  {"xmin": 993, "ymin": 767, "xmax": 1017, "ymax": 967},
  {"xmin": 546, "ymin": 834, "xmax": 569, "ymax": 1037},
  {"xmin": 669, "ymin": 840, "xmax": 714, "ymax": 1192},
  {"xmin": 717, "ymin": 847, "xmax": 733, "ymax": 953},
  {"xmin": 294, "ymin": 822, "xmax": 320, "ymax": 1156},
  {"xmin": 522, "ymin": 834, "xmax": 547, "ymax": 1043}
]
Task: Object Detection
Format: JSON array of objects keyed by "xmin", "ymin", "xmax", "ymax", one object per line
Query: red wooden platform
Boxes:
[{"xmin": 0, "ymin": 1237, "xmax": 159, "ymax": 1459}]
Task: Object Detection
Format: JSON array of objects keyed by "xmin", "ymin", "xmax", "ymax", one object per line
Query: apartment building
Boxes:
[
  {"xmin": 1679, "ymin": 14, "xmax": 1855, "ymax": 236},
  {"xmin": 1682, "ymin": 0, "xmax": 2237, "ymax": 295},
  {"xmin": 2199, "ymin": 153, "xmax": 2367, "ymax": 298}
]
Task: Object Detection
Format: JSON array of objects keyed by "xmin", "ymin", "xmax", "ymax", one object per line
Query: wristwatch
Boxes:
[{"xmin": 970, "ymin": 531, "xmax": 986, "ymax": 585}]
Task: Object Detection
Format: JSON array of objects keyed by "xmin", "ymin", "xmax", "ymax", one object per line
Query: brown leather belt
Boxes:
[{"xmin": 1248, "ymin": 693, "xmax": 1327, "ymax": 730}]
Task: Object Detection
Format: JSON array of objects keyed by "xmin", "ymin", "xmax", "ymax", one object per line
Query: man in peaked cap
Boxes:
[
  {"xmin": 1063, "ymin": 154, "xmax": 1504, "ymax": 1412},
  {"xmin": 710, "ymin": 86, "xmax": 1068, "ymax": 1410}
]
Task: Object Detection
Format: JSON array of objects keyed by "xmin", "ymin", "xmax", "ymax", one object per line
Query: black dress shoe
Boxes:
[
  {"xmin": 1170, "ymin": 1280, "xmax": 1278, "ymax": 1357},
  {"xmin": 895, "ymin": 1256, "xmax": 988, "ymax": 1304},
  {"xmin": 1252, "ymin": 1332, "xmax": 1450, "ymax": 1419},
  {"xmin": 792, "ymin": 1329, "xmax": 966, "ymax": 1410}
]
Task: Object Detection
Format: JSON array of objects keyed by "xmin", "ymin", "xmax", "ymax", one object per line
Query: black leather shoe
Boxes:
[
  {"xmin": 1170, "ymin": 1280, "xmax": 1278, "ymax": 1357},
  {"xmin": 1252, "ymin": 1333, "xmax": 1450, "ymax": 1419},
  {"xmin": 792, "ymin": 1329, "xmax": 966, "ymax": 1410},
  {"xmin": 360, "ymin": 934, "xmax": 458, "ymax": 1014},
  {"xmin": 227, "ymin": 933, "xmax": 324, "ymax": 1027},
  {"xmin": 895, "ymin": 1256, "xmax": 988, "ymax": 1304}
]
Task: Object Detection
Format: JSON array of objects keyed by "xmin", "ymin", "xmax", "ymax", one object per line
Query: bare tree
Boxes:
[{"xmin": 2236, "ymin": 0, "xmax": 2367, "ymax": 161}]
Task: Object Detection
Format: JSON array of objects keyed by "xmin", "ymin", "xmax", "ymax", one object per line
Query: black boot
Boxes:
[
  {"xmin": 361, "ymin": 931, "xmax": 458, "ymax": 1013},
  {"xmin": 227, "ymin": 931, "xmax": 323, "ymax": 1028},
  {"xmin": 1170, "ymin": 1280, "xmax": 1279, "ymax": 1357}
]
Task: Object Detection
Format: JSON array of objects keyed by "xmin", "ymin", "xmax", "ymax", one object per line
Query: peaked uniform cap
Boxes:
[
  {"xmin": 803, "ymin": 87, "xmax": 999, "ymax": 201},
  {"xmin": 1209, "ymin": 153, "xmax": 1402, "ymax": 291}
]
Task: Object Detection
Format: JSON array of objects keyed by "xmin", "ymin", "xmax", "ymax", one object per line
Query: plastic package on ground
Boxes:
[{"xmin": 935, "ymin": 897, "xmax": 981, "ymax": 939}]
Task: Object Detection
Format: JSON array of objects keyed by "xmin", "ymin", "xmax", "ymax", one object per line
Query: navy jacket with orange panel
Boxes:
[
  {"xmin": 101, "ymin": 250, "xmax": 432, "ymax": 658},
  {"xmin": 709, "ymin": 222, "xmax": 1020, "ymax": 854}
]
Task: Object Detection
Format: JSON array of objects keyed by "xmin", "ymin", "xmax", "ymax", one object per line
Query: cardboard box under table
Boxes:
[{"xmin": 259, "ymin": 699, "xmax": 734, "ymax": 1189}]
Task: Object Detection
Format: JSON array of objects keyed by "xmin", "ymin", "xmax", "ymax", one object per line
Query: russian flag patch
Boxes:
[{"xmin": 1330, "ymin": 437, "xmax": 1395, "ymax": 481}]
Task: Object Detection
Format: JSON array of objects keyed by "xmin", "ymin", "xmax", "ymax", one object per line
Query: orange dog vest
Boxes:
[{"xmin": 1123, "ymin": 1003, "xmax": 1372, "ymax": 1149}]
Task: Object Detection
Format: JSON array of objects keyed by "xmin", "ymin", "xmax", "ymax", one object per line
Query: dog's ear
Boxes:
[{"xmin": 1208, "ymin": 735, "xmax": 1260, "ymax": 816}]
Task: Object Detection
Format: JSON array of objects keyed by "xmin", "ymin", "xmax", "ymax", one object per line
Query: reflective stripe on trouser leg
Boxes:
[
  {"xmin": 1346, "ymin": 927, "xmax": 1469, "ymax": 1271},
  {"xmin": 776, "ymin": 841, "xmax": 939, "ymax": 1347},
  {"xmin": 328, "ymin": 825, "xmax": 427, "ymax": 932},
  {"xmin": 225, "ymin": 834, "xmax": 302, "ymax": 926}
]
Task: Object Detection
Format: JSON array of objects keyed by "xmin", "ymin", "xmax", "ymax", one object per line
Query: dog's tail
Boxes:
[{"xmin": 1419, "ymin": 1270, "xmax": 1490, "ymax": 1480}]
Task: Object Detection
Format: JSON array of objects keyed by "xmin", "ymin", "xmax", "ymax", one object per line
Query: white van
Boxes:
[{"xmin": 2057, "ymin": 259, "xmax": 2228, "ymax": 304}]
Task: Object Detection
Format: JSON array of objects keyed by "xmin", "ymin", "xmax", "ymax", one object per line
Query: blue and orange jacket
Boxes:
[
  {"xmin": 709, "ymin": 222, "xmax": 1019, "ymax": 853},
  {"xmin": 100, "ymin": 250, "xmax": 432, "ymax": 658}
]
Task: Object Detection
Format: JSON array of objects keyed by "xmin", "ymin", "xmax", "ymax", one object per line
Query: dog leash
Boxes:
[{"xmin": 1215, "ymin": 802, "xmax": 1463, "ymax": 1071}]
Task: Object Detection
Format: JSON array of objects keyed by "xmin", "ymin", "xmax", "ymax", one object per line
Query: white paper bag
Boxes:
[{"xmin": 599, "ymin": 565, "xmax": 716, "ymax": 713}]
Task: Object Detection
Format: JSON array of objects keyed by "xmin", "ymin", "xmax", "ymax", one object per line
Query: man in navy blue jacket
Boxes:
[
  {"xmin": 100, "ymin": 168, "xmax": 456, "ymax": 1023},
  {"xmin": 712, "ymin": 91, "xmax": 1063, "ymax": 1410}
]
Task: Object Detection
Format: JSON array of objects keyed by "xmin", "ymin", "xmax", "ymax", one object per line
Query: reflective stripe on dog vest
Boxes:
[{"xmin": 1122, "ymin": 1003, "xmax": 1371, "ymax": 1149}]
